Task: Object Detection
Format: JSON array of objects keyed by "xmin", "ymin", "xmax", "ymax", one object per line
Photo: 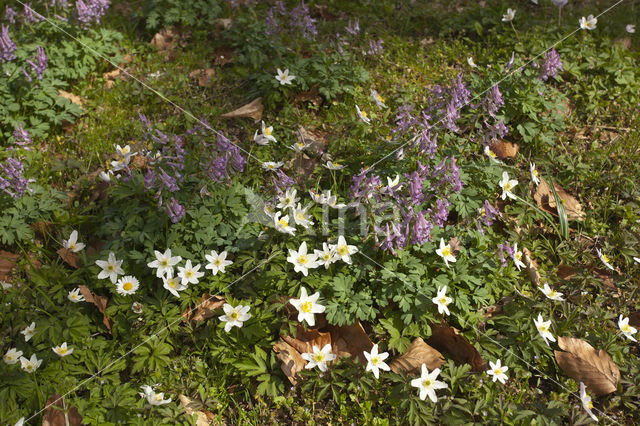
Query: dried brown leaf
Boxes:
[
  {"xmin": 557, "ymin": 264, "xmax": 576, "ymax": 281},
  {"xmin": 489, "ymin": 139, "xmax": 519, "ymax": 159},
  {"xmin": 0, "ymin": 250, "xmax": 19, "ymax": 282},
  {"xmin": 325, "ymin": 322, "xmax": 373, "ymax": 363},
  {"xmin": 214, "ymin": 18, "xmax": 232, "ymax": 31},
  {"xmin": 554, "ymin": 336, "xmax": 620, "ymax": 395},
  {"xmin": 42, "ymin": 394, "xmax": 83, "ymax": 426},
  {"xmin": 613, "ymin": 37, "xmax": 631, "ymax": 50},
  {"xmin": 426, "ymin": 323, "xmax": 486, "ymax": 371},
  {"xmin": 220, "ymin": 98, "xmax": 263, "ymax": 122},
  {"xmin": 78, "ymin": 285, "xmax": 112, "ymax": 333},
  {"xmin": 151, "ymin": 27, "xmax": 178, "ymax": 51},
  {"xmin": 273, "ymin": 338, "xmax": 307, "ymax": 385},
  {"xmin": 389, "ymin": 337, "xmax": 445, "ymax": 374},
  {"xmin": 57, "ymin": 248, "xmax": 79, "ymax": 269},
  {"xmin": 189, "ymin": 68, "xmax": 215, "ymax": 88},
  {"xmin": 283, "ymin": 325, "xmax": 332, "ymax": 355},
  {"xmin": 629, "ymin": 312, "xmax": 640, "ymax": 328},
  {"xmin": 522, "ymin": 247, "xmax": 541, "ymax": 286},
  {"xmin": 533, "ymin": 177, "xmax": 585, "ymax": 221},
  {"xmin": 58, "ymin": 90, "xmax": 84, "ymax": 107},
  {"xmin": 179, "ymin": 395, "xmax": 214, "ymax": 426},
  {"xmin": 183, "ymin": 294, "xmax": 226, "ymax": 322}
]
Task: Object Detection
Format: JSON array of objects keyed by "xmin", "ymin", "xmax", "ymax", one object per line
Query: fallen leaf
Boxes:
[
  {"xmin": 273, "ymin": 338, "xmax": 306, "ymax": 385},
  {"xmin": 283, "ymin": 325, "xmax": 332, "ymax": 355},
  {"xmin": 533, "ymin": 177, "xmax": 585, "ymax": 221},
  {"xmin": 554, "ymin": 336, "xmax": 620, "ymax": 395},
  {"xmin": 121, "ymin": 53, "xmax": 133, "ymax": 65},
  {"xmin": 151, "ymin": 27, "xmax": 178, "ymax": 51},
  {"xmin": 448, "ymin": 237, "xmax": 462, "ymax": 255},
  {"xmin": 426, "ymin": 323, "xmax": 486, "ymax": 371},
  {"xmin": 42, "ymin": 393, "xmax": 83, "ymax": 426},
  {"xmin": 629, "ymin": 312, "xmax": 640, "ymax": 328},
  {"xmin": 189, "ymin": 68, "xmax": 215, "ymax": 88},
  {"xmin": 592, "ymin": 268, "xmax": 616, "ymax": 290},
  {"xmin": 220, "ymin": 97, "xmax": 263, "ymax": 122},
  {"xmin": 522, "ymin": 247, "xmax": 541, "ymax": 286},
  {"xmin": 489, "ymin": 139, "xmax": 519, "ymax": 159},
  {"xmin": 183, "ymin": 294, "xmax": 226, "ymax": 322},
  {"xmin": 78, "ymin": 285, "xmax": 112, "ymax": 333},
  {"xmin": 613, "ymin": 37, "xmax": 631, "ymax": 50},
  {"xmin": 314, "ymin": 4, "xmax": 337, "ymax": 19},
  {"xmin": 58, "ymin": 90, "xmax": 84, "ymax": 107},
  {"xmin": 103, "ymin": 69, "xmax": 121, "ymax": 80},
  {"xmin": 325, "ymin": 322, "xmax": 373, "ymax": 363},
  {"xmin": 214, "ymin": 18, "xmax": 232, "ymax": 31},
  {"xmin": 389, "ymin": 337, "xmax": 445, "ymax": 374},
  {"xmin": 556, "ymin": 263, "xmax": 576, "ymax": 280},
  {"xmin": 0, "ymin": 250, "xmax": 19, "ymax": 282},
  {"xmin": 57, "ymin": 248, "xmax": 79, "ymax": 269},
  {"xmin": 179, "ymin": 395, "xmax": 214, "ymax": 426}
]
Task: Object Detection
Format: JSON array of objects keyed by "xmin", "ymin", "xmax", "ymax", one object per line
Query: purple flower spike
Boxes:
[
  {"xmin": 166, "ymin": 197, "xmax": 185, "ymax": 223},
  {"xmin": 0, "ymin": 24, "xmax": 17, "ymax": 62}
]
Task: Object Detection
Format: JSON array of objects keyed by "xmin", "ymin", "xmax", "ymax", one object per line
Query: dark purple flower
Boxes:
[
  {"xmin": 25, "ymin": 46, "xmax": 47, "ymax": 80},
  {"xmin": 391, "ymin": 103, "xmax": 417, "ymax": 136},
  {"xmin": 12, "ymin": 123, "xmax": 32, "ymax": 147},
  {"xmin": 477, "ymin": 200, "xmax": 499, "ymax": 233},
  {"xmin": 412, "ymin": 211, "xmax": 433, "ymax": 245},
  {"xmin": 4, "ymin": 6, "xmax": 17, "ymax": 23},
  {"xmin": 0, "ymin": 24, "xmax": 16, "ymax": 62},
  {"xmin": 158, "ymin": 168, "xmax": 179, "ymax": 192},
  {"xmin": 345, "ymin": 19, "xmax": 360, "ymax": 36},
  {"xmin": 143, "ymin": 169, "xmax": 156, "ymax": 191},
  {"xmin": 166, "ymin": 197, "xmax": 185, "ymax": 223},
  {"xmin": 204, "ymin": 155, "xmax": 229, "ymax": 183},
  {"xmin": 290, "ymin": 1, "xmax": 317, "ymax": 40},
  {"xmin": 0, "ymin": 158, "xmax": 30, "ymax": 198},
  {"xmin": 539, "ymin": 48, "xmax": 563, "ymax": 81},
  {"xmin": 265, "ymin": 8, "xmax": 280, "ymax": 36},
  {"xmin": 367, "ymin": 38, "xmax": 384, "ymax": 56}
]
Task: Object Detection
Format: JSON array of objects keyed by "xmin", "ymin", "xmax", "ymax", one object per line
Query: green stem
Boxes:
[
  {"xmin": 514, "ymin": 195, "xmax": 560, "ymax": 235},
  {"xmin": 33, "ymin": 373, "xmax": 43, "ymax": 413}
]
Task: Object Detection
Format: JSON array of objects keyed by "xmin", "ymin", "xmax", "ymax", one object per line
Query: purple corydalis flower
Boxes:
[
  {"xmin": 539, "ymin": 48, "xmax": 563, "ymax": 81},
  {"xmin": 367, "ymin": 38, "xmax": 384, "ymax": 56},
  {"xmin": 25, "ymin": 46, "xmax": 48, "ymax": 80},
  {"xmin": 158, "ymin": 168, "xmax": 179, "ymax": 192},
  {"xmin": 345, "ymin": 19, "xmax": 360, "ymax": 36},
  {"xmin": 497, "ymin": 242, "xmax": 515, "ymax": 267},
  {"xmin": 0, "ymin": 158, "xmax": 30, "ymax": 198},
  {"xmin": 143, "ymin": 169, "xmax": 156, "ymax": 191},
  {"xmin": 12, "ymin": 123, "xmax": 32, "ymax": 147},
  {"xmin": 483, "ymin": 84, "xmax": 504, "ymax": 118},
  {"xmin": 166, "ymin": 197, "xmax": 185, "ymax": 223},
  {"xmin": 477, "ymin": 200, "xmax": 499, "ymax": 233},
  {"xmin": 272, "ymin": 169, "xmax": 295, "ymax": 193},
  {"xmin": 290, "ymin": 1, "xmax": 317, "ymax": 40},
  {"xmin": 24, "ymin": 3, "xmax": 44, "ymax": 23},
  {"xmin": 0, "ymin": 24, "xmax": 17, "ymax": 62},
  {"xmin": 4, "ymin": 6, "xmax": 17, "ymax": 23},
  {"xmin": 76, "ymin": 0, "xmax": 110, "ymax": 27}
]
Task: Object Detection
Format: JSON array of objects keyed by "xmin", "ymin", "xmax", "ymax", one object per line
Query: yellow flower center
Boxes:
[
  {"xmin": 323, "ymin": 253, "xmax": 331, "ymax": 261},
  {"xmin": 107, "ymin": 265, "xmax": 114, "ymax": 271},
  {"xmin": 602, "ymin": 254, "xmax": 610, "ymax": 263},
  {"xmin": 186, "ymin": 271, "xmax": 193, "ymax": 278},
  {"xmin": 301, "ymin": 301, "xmax": 313, "ymax": 313},
  {"xmin": 442, "ymin": 247, "xmax": 452, "ymax": 257},
  {"xmin": 215, "ymin": 259, "xmax": 221, "ymax": 266},
  {"xmin": 360, "ymin": 110, "xmax": 368, "ymax": 118},
  {"xmin": 371, "ymin": 356, "xmax": 380, "ymax": 366},
  {"xmin": 231, "ymin": 312, "xmax": 239, "ymax": 320},
  {"xmin": 69, "ymin": 243, "xmax": 76, "ymax": 250},
  {"xmin": 123, "ymin": 282, "xmax": 133, "ymax": 291},
  {"xmin": 539, "ymin": 325, "xmax": 549, "ymax": 333},
  {"xmin": 488, "ymin": 150, "xmax": 497, "ymax": 158},
  {"xmin": 587, "ymin": 400, "xmax": 593, "ymax": 409},
  {"xmin": 313, "ymin": 353, "xmax": 325, "ymax": 363},
  {"xmin": 549, "ymin": 290, "xmax": 557, "ymax": 297},
  {"xmin": 155, "ymin": 395, "xmax": 162, "ymax": 401},
  {"xmin": 333, "ymin": 162, "xmax": 341, "ymax": 167},
  {"xmin": 278, "ymin": 218, "xmax": 288, "ymax": 227},
  {"xmin": 515, "ymin": 252, "xmax": 522, "ymax": 261},
  {"xmin": 337, "ymin": 245, "xmax": 349, "ymax": 256},
  {"xmin": 494, "ymin": 367, "xmax": 502, "ymax": 375},
  {"xmin": 422, "ymin": 379, "xmax": 432, "ymax": 388},
  {"xmin": 533, "ymin": 169, "xmax": 539, "ymax": 177},
  {"xmin": 439, "ymin": 297, "xmax": 449, "ymax": 305},
  {"xmin": 377, "ymin": 95, "xmax": 384, "ymax": 103},
  {"xmin": 265, "ymin": 127, "xmax": 272, "ymax": 136},
  {"xmin": 297, "ymin": 255, "xmax": 308, "ymax": 265},
  {"xmin": 161, "ymin": 260, "xmax": 168, "ymax": 267},
  {"xmin": 58, "ymin": 348, "xmax": 68, "ymax": 354},
  {"xmin": 504, "ymin": 182, "xmax": 513, "ymax": 191},
  {"xmin": 480, "ymin": 208, "xmax": 486, "ymax": 216},
  {"xmin": 622, "ymin": 324, "xmax": 631, "ymax": 332},
  {"xmin": 268, "ymin": 164, "xmax": 274, "ymax": 169},
  {"xmin": 169, "ymin": 279, "xmax": 177, "ymax": 288}
]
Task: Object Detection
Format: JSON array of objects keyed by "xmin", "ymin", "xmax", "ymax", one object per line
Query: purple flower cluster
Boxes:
[
  {"xmin": 1, "ymin": 24, "xmax": 16, "ymax": 62},
  {"xmin": 24, "ymin": 3, "xmax": 44, "ymax": 23},
  {"xmin": 166, "ymin": 197, "xmax": 186, "ymax": 223},
  {"xmin": 497, "ymin": 241, "xmax": 515, "ymax": 267},
  {"xmin": 4, "ymin": 6, "xmax": 17, "ymax": 24},
  {"xmin": 24, "ymin": 46, "xmax": 47, "ymax": 81},
  {"xmin": 76, "ymin": 0, "xmax": 110, "ymax": 26},
  {"xmin": 477, "ymin": 200, "xmax": 499, "ymax": 234},
  {"xmin": 0, "ymin": 158, "xmax": 30, "ymax": 198},
  {"xmin": 290, "ymin": 1, "xmax": 317, "ymax": 40},
  {"xmin": 12, "ymin": 123, "xmax": 32, "ymax": 148},
  {"xmin": 272, "ymin": 169, "xmax": 295, "ymax": 193},
  {"xmin": 483, "ymin": 85, "xmax": 504, "ymax": 118},
  {"xmin": 265, "ymin": 1, "xmax": 286, "ymax": 36},
  {"xmin": 345, "ymin": 19, "xmax": 360, "ymax": 36},
  {"xmin": 367, "ymin": 38, "xmax": 384, "ymax": 56},
  {"xmin": 539, "ymin": 48, "xmax": 563, "ymax": 81}
]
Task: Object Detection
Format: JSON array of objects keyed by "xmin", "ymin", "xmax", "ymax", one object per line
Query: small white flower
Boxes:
[
  {"xmin": 204, "ymin": 250, "xmax": 233, "ymax": 275},
  {"xmin": 596, "ymin": 248, "xmax": 614, "ymax": 271},
  {"xmin": 1, "ymin": 280, "xmax": 12, "ymax": 290},
  {"xmin": 467, "ymin": 57, "xmax": 477, "ymax": 68},
  {"xmin": 484, "ymin": 145, "xmax": 501, "ymax": 164},
  {"xmin": 363, "ymin": 344, "xmax": 390, "ymax": 379},
  {"xmin": 634, "ymin": 256, "xmax": 640, "ymax": 265},
  {"xmin": 116, "ymin": 275, "xmax": 139, "ymax": 296},
  {"xmin": 435, "ymin": 238, "xmax": 457, "ymax": 268},
  {"xmin": 499, "ymin": 171, "xmax": 518, "ymax": 200},
  {"xmin": 286, "ymin": 241, "xmax": 319, "ymax": 276},
  {"xmin": 67, "ymin": 288, "xmax": 85, "ymax": 303},
  {"xmin": 292, "ymin": 203, "xmax": 314, "ymax": 229},
  {"xmin": 530, "ymin": 162, "xmax": 540, "ymax": 186},
  {"xmin": 63, "ymin": 230, "xmax": 85, "ymax": 252},
  {"xmin": 273, "ymin": 211, "xmax": 296, "ymax": 236},
  {"xmin": 139, "ymin": 385, "xmax": 172, "ymax": 406},
  {"xmin": 263, "ymin": 203, "xmax": 276, "ymax": 218},
  {"xmin": 579, "ymin": 15, "xmax": 597, "ymax": 30},
  {"xmin": 487, "ymin": 359, "xmax": 509, "ymax": 384},
  {"xmin": 314, "ymin": 243, "xmax": 338, "ymax": 269},
  {"xmin": 355, "ymin": 104, "xmax": 371, "ymax": 124},
  {"xmin": 177, "ymin": 260, "xmax": 204, "ymax": 286},
  {"xmin": 288, "ymin": 140, "xmax": 309, "ymax": 152},
  {"xmin": 110, "ymin": 156, "xmax": 130, "ymax": 172},
  {"xmin": 370, "ymin": 89, "xmax": 387, "ymax": 109},
  {"xmin": 116, "ymin": 144, "xmax": 136, "ymax": 160},
  {"xmin": 512, "ymin": 243, "xmax": 526, "ymax": 271},
  {"xmin": 579, "ymin": 382, "xmax": 598, "ymax": 421},
  {"xmin": 98, "ymin": 170, "xmax": 112, "ymax": 182},
  {"xmin": 618, "ymin": 315, "xmax": 638, "ymax": 342},
  {"xmin": 132, "ymin": 302, "xmax": 143, "ymax": 314},
  {"xmin": 309, "ymin": 189, "xmax": 326, "ymax": 204},
  {"xmin": 260, "ymin": 121, "xmax": 277, "ymax": 144},
  {"xmin": 323, "ymin": 161, "xmax": 346, "ymax": 170},
  {"xmin": 410, "ymin": 364, "xmax": 448, "ymax": 402},
  {"xmin": 277, "ymin": 188, "xmax": 299, "ymax": 210},
  {"xmin": 325, "ymin": 190, "xmax": 347, "ymax": 209},
  {"xmin": 20, "ymin": 354, "xmax": 42, "ymax": 373},
  {"xmin": 219, "ymin": 303, "xmax": 251, "ymax": 332},
  {"xmin": 301, "ymin": 344, "xmax": 336, "ymax": 372},
  {"xmin": 14, "ymin": 418, "xmax": 24, "ymax": 426},
  {"xmin": 261, "ymin": 161, "xmax": 284, "ymax": 171},
  {"xmin": 626, "ymin": 24, "xmax": 636, "ymax": 33},
  {"xmin": 290, "ymin": 286, "xmax": 325, "ymax": 327},
  {"xmin": 534, "ymin": 313, "xmax": 555, "ymax": 346},
  {"xmin": 387, "ymin": 174, "xmax": 401, "ymax": 189},
  {"xmin": 21, "ymin": 322, "xmax": 36, "ymax": 342},
  {"xmin": 275, "ymin": 68, "xmax": 295, "ymax": 85},
  {"xmin": 331, "ymin": 235, "xmax": 358, "ymax": 264},
  {"xmin": 52, "ymin": 342, "xmax": 74, "ymax": 357},
  {"xmin": 432, "ymin": 286, "xmax": 453, "ymax": 316},
  {"xmin": 95, "ymin": 252, "xmax": 124, "ymax": 284},
  {"xmin": 162, "ymin": 275, "xmax": 187, "ymax": 298},
  {"xmin": 147, "ymin": 249, "xmax": 182, "ymax": 278},
  {"xmin": 502, "ymin": 8, "xmax": 516, "ymax": 22},
  {"xmin": 3, "ymin": 348, "xmax": 23, "ymax": 365},
  {"xmin": 538, "ymin": 283, "xmax": 564, "ymax": 301}
]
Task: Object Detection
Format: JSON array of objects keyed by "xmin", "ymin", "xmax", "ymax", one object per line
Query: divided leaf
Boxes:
[
  {"xmin": 389, "ymin": 337, "xmax": 445, "ymax": 374},
  {"xmin": 554, "ymin": 336, "xmax": 620, "ymax": 395}
]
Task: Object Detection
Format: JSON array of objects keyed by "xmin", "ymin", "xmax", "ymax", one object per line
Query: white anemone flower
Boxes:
[
  {"xmin": 163, "ymin": 275, "xmax": 187, "ymax": 298},
  {"xmin": 596, "ymin": 248, "xmax": 614, "ymax": 271},
  {"xmin": 260, "ymin": 121, "xmax": 277, "ymax": 144},
  {"xmin": 363, "ymin": 344, "xmax": 390, "ymax": 379},
  {"xmin": 110, "ymin": 156, "xmax": 130, "ymax": 172},
  {"xmin": 3, "ymin": 348, "xmax": 23, "ymax": 365},
  {"xmin": 534, "ymin": 313, "xmax": 555, "ymax": 346},
  {"xmin": 499, "ymin": 171, "xmax": 518, "ymax": 200},
  {"xmin": 288, "ymin": 140, "xmax": 309, "ymax": 152},
  {"xmin": 14, "ymin": 418, "xmax": 25, "ymax": 426},
  {"xmin": 301, "ymin": 344, "xmax": 336, "ymax": 372},
  {"xmin": 530, "ymin": 162, "xmax": 540, "ymax": 186},
  {"xmin": 410, "ymin": 364, "xmax": 448, "ymax": 402},
  {"xmin": 538, "ymin": 283, "xmax": 564, "ymax": 301},
  {"xmin": 502, "ymin": 8, "xmax": 516, "ymax": 22},
  {"xmin": 290, "ymin": 286, "xmax": 325, "ymax": 327},
  {"xmin": 63, "ymin": 230, "xmax": 85, "ymax": 252},
  {"xmin": 579, "ymin": 382, "xmax": 598, "ymax": 421},
  {"xmin": 52, "ymin": 342, "xmax": 74, "ymax": 357},
  {"xmin": 261, "ymin": 161, "xmax": 284, "ymax": 171},
  {"xmin": 512, "ymin": 243, "xmax": 526, "ymax": 271},
  {"xmin": 20, "ymin": 354, "xmax": 42, "ymax": 373},
  {"xmin": 277, "ymin": 188, "xmax": 299, "ymax": 210},
  {"xmin": 292, "ymin": 203, "xmax": 314, "ymax": 229},
  {"xmin": 633, "ymin": 257, "xmax": 640, "ymax": 264},
  {"xmin": 309, "ymin": 189, "xmax": 327, "ymax": 204},
  {"xmin": 314, "ymin": 243, "xmax": 338, "ymax": 269},
  {"xmin": 323, "ymin": 161, "xmax": 346, "ymax": 170},
  {"xmin": 286, "ymin": 241, "xmax": 319, "ymax": 276},
  {"xmin": 139, "ymin": 385, "xmax": 172, "ymax": 406},
  {"xmin": 484, "ymin": 145, "xmax": 501, "ymax": 163},
  {"xmin": 579, "ymin": 15, "xmax": 597, "ymax": 30},
  {"xmin": 487, "ymin": 359, "xmax": 509, "ymax": 384},
  {"xmin": 432, "ymin": 286, "xmax": 453, "ymax": 316},
  {"xmin": 387, "ymin": 174, "xmax": 401, "ymax": 189},
  {"xmin": 204, "ymin": 250, "xmax": 233, "ymax": 275},
  {"xmin": 325, "ymin": 191, "xmax": 347, "ymax": 209},
  {"xmin": 115, "ymin": 144, "xmax": 136, "ymax": 160},
  {"xmin": 116, "ymin": 275, "xmax": 139, "ymax": 296},
  {"xmin": 355, "ymin": 105, "xmax": 371, "ymax": 124},
  {"xmin": 275, "ymin": 68, "xmax": 295, "ymax": 85},
  {"xmin": 273, "ymin": 211, "xmax": 296, "ymax": 236},
  {"xmin": 435, "ymin": 238, "xmax": 456, "ymax": 268},
  {"xmin": 618, "ymin": 315, "xmax": 638, "ymax": 342},
  {"xmin": 331, "ymin": 235, "xmax": 358, "ymax": 264},
  {"xmin": 67, "ymin": 288, "xmax": 85, "ymax": 303},
  {"xmin": 177, "ymin": 260, "xmax": 204, "ymax": 286},
  {"xmin": 95, "ymin": 252, "xmax": 124, "ymax": 284},
  {"xmin": 467, "ymin": 57, "xmax": 477, "ymax": 68},
  {"xmin": 147, "ymin": 248, "xmax": 182, "ymax": 278},
  {"xmin": 219, "ymin": 303, "xmax": 251, "ymax": 332},
  {"xmin": 98, "ymin": 170, "xmax": 112, "ymax": 182},
  {"xmin": 626, "ymin": 24, "xmax": 636, "ymax": 33},
  {"xmin": 370, "ymin": 89, "xmax": 387, "ymax": 109},
  {"xmin": 21, "ymin": 322, "xmax": 35, "ymax": 342}
]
